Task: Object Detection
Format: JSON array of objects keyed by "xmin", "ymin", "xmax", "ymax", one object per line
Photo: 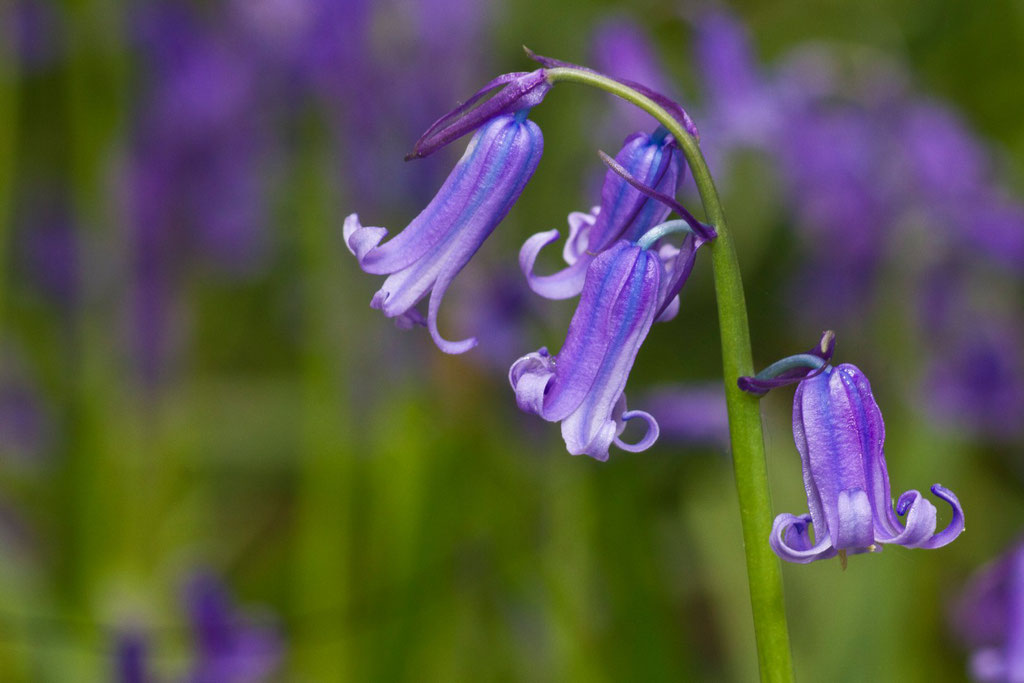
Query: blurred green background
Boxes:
[{"xmin": 1, "ymin": 0, "xmax": 1022, "ymax": 680}]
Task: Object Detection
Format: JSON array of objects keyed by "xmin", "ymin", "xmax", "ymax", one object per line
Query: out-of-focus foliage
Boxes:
[{"xmin": 0, "ymin": 0, "xmax": 1022, "ymax": 681}]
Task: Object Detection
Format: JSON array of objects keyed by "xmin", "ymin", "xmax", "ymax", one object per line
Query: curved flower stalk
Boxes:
[
  {"xmin": 766, "ymin": 362, "xmax": 964, "ymax": 564},
  {"xmin": 954, "ymin": 540, "xmax": 1024, "ymax": 682},
  {"xmin": 345, "ymin": 111, "xmax": 543, "ymax": 353},
  {"xmin": 519, "ymin": 127, "xmax": 685, "ymax": 300}
]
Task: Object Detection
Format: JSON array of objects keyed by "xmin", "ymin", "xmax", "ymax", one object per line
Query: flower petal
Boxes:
[
  {"xmin": 541, "ymin": 245, "xmax": 642, "ymax": 420},
  {"xmin": 770, "ymin": 513, "xmax": 837, "ymax": 564},
  {"xmin": 563, "ymin": 208, "xmax": 599, "ymax": 265},
  {"xmin": 509, "ymin": 348, "xmax": 555, "ymax": 415},
  {"xmin": 557, "ymin": 246, "xmax": 661, "ymax": 459},
  {"xmin": 614, "ymin": 405, "xmax": 660, "ymax": 453},
  {"xmin": 917, "ymin": 484, "xmax": 965, "ymax": 550},
  {"xmin": 519, "ymin": 227, "xmax": 593, "ymax": 300},
  {"xmin": 873, "ymin": 489, "xmax": 938, "ymax": 548}
]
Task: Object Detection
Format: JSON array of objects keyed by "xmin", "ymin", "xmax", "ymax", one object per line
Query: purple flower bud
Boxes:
[
  {"xmin": 954, "ymin": 541, "xmax": 1024, "ymax": 682},
  {"xmin": 406, "ymin": 70, "xmax": 551, "ymax": 159},
  {"xmin": 520, "ymin": 128, "xmax": 684, "ymax": 300},
  {"xmin": 771, "ymin": 363, "xmax": 964, "ymax": 564},
  {"xmin": 510, "ymin": 240, "xmax": 662, "ymax": 461},
  {"xmin": 346, "ymin": 112, "xmax": 544, "ymax": 353}
]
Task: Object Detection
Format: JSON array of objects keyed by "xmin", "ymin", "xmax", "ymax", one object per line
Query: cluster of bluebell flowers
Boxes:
[
  {"xmin": 740, "ymin": 334, "xmax": 965, "ymax": 564},
  {"xmin": 346, "ymin": 55, "xmax": 715, "ymax": 459}
]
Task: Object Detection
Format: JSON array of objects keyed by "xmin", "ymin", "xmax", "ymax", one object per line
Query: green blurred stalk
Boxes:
[
  {"xmin": 0, "ymin": 29, "xmax": 29, "ymax": 683},
  {"xmin": 545, "ymin": 461, "xmax": 605, "ymax": 681},
  {"xmin": 290, "ymin": 115, "xmax": 354, "ymax": 681},
  {"xmin": 546, "ymin": 67, "xmax": 794, "ymax": 683},
  {"xmin": 59, "ymin": 2, "xmax": 127, "ymax": 674}
]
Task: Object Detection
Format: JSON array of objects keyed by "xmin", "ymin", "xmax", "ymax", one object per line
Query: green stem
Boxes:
[
  {"xmin": 291, "ymin": 113, "xmax": 354, "ymax": 681},
  {"xmin": 545, "ymin": 67, "xmax": 794, "ymax": 683}
]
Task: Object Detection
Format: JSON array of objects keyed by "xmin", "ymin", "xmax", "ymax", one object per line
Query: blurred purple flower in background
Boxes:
[
  {"xmin": 115, "ymin": 573, "xmax": 282, "ymax": 683},
  {"xmin": 770, "ymin": 363, "xmax": 963, "ymax": 564},
  {"xmin": 5, "ymin": 0, "xmax": 64, "ymax": 70},
  {"xmin": 0, "ymin": 352, "xmax": 50, "ymax": 464},
  {"xmin": 184, "ymin": 572, "xmax": 282, "ymax": 683},
  {"xmin": 640, "ymin": 383, "xmax": 729, "ymax": 451},
  {"xmin": 955, "ymin": 540, "xmax": 1024, "ymax": 682},
  {"xmin": 693, "ymin": 9, "xmax": 779, "ymax": 150},
  {"xmin": 925, "ymin": 317, "xmax": 1024, "ymax": 441},
  {"xmin": 590, "ymin": 18, "xmax": 677, "ymax": 134},
  {"xmin": 115, "ymin": 631, "xmax": 148, "ymax": 683},
  {"xmin": 14, "ymin": 191, "xmax": 79, "ymax": 310},
  {"xmin": 0, "ymin": 380, "xmax": 46, "ymax": 462}
]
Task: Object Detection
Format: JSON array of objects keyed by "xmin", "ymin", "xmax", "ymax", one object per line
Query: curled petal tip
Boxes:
[
  {"xmin": 614, "ymin": 409, "xmax": 660, "ymax": 453},
  {"xmin": 920, "ymin": 484, "xmax": 965, "ymax": 549}
]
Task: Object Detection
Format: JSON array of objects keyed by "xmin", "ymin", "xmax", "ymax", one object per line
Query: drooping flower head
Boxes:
[
  {"xmin": 510, "ymin": 240, "xmax": 663, "ymax": 460},
  {"xmin": 745, "ymin": 356, "xmax": 965, "ymax": 564},
  {"xmin": 511, "ymin": 210, "xmax": 714, "ymax": 460},
  {"xmin": 519, "ymin": 127, "xmax": 685, "ymax": 300},
  {"xmin": 346, "ymin": 110, "xmax": 544, "ymax": 353},
  {"xmin": 954, "ymin": 539, "xmax": 1024, "ymax": 682}
]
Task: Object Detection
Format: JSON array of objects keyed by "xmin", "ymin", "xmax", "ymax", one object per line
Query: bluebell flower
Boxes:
[
  {"xmin": 770, "ymin": 362, "xmax": 965, "ymax": 564},
  {"xmin": 510, "ymin": 241, "xmax": 662, "ymax": 460},
  {"xmin": 519, "ymin": 127, "xmax": 685, "ymax": 300},
  {"xmin": 510, "ymin": 214, "xmax": 711, "ymax": 460},
  {"xmin": 954, "ymin": 539, "xmax": 1024, "ymax": 682},
  {"xmin": 346, "ymin": 110, "xmax": 544, "ymax": 353}
]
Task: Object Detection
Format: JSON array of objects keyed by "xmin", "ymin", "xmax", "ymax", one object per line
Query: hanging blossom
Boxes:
[
  {"xmin": 519, "ymin": 126, "xmax": 685, "ymax": 300},
  {"xmin": 739, "ymin": 335, "xmax": 965, "ymax": 564},
  {"xmin": 953, "ymin": 539, "xmax": 1024, "ymax": 682},
  {"xmin": 345, "ymin": 71, "xmax": 549, "ymax": 353},
  {"xmin": 511, "ymin": 172, "xmax": 715, "ymax": 460}
]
